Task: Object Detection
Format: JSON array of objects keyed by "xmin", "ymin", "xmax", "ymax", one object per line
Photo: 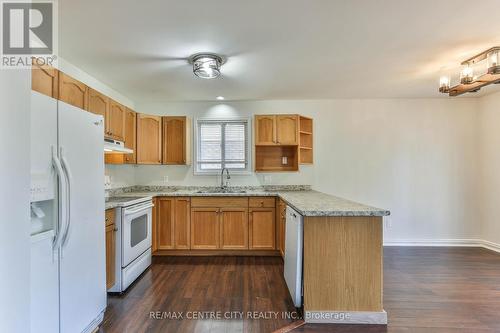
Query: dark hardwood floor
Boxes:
[{"xmin": 100, "ymin": 247, "xmax": 500, "ymax": 333}]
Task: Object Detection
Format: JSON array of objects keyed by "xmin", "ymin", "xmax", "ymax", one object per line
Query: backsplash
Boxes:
[{"xmin": 105, "ymin": 185, "xmax": 312, "ymax": 197}]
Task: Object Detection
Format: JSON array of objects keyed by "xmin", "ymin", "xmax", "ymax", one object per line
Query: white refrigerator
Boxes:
[{"xmin": 30, "ymin": 91, "xmax": 106, "ymax": 333}]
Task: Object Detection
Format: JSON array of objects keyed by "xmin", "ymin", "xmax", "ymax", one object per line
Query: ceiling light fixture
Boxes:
[
  {"xmin": 216, "ymin": 96, "xmax": 225, "ymax": 100},
  {"xmin": 188, "ymin": 53, "xmax": 226, "ymax": 79},
  {"xmin": 439, "ymin": 46, "xmax": 500, "ymax": 96}
]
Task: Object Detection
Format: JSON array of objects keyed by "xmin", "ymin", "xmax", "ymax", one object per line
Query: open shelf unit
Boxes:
[
  {"xmin": 255, "ymin": 145, "xmax": 299, "ymax": 172},
  {"xmin": 299, "ymin": 116, "xmax": 313, "ymax": 164}
]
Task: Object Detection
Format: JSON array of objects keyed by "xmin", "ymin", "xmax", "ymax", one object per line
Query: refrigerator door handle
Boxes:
[
  {"xmin": 60, "ymin": 148, "xmax": 73, "ymax": 254},
  {"xmin": 51, "ymin": 148, "xmax": 67, "ymax": 252}
]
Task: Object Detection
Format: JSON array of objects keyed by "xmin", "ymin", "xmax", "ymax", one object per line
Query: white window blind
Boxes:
[{"xmin": 196, "ymin": 119, "xmax": 249, "ymax": 173}]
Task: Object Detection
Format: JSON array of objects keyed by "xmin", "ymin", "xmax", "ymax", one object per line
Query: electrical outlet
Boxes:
[
  {"xmin": 163, "ymin": 176, "xmax": 169, "ymax": 183},
  {"xmin": 384, "ymin": 217, "xmax": 392, "ymax": 229},
  {"xmin": 264, "ymin": 175, "xmax": 272, "ymax": 184},
  {"xmin": 104, "ymin": 175, "xmax": 111, "ymax": 189}
]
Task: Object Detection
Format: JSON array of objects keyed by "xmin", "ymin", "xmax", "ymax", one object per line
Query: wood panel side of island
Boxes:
[{"xmin": 303, "ymin": 216, "xmax": 385, "ymax": 324}]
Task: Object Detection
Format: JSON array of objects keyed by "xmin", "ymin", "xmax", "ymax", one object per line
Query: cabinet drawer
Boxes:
[
  {"xmin": 191, "ymin": 197, "xmax": 248, "ymax": 208},
  {"xmin": 249, "ymin": 197, "xmax": 275, "ymax": 208},
  {"xmin": 105, "ymin": 209, "xmax": 115, "ymax": 227}
]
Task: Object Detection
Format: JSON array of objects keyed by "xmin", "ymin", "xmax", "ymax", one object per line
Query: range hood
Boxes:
[{"xmin": 104, "ymin": 138, "xmax": 133, "ymax": 154}]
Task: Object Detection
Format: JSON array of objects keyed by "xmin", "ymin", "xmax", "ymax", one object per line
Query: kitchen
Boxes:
[{"xmin": 2, "ymin": 1, "xmax": 500, "ymax": 333}]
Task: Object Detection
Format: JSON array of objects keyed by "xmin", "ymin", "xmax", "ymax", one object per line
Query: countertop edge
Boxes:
[{"xmin": 105, "ymin": 190, "xmax": 390, "ymax": 217}]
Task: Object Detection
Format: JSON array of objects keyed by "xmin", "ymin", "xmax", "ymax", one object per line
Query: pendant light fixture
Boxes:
[
  {"xmin": 188, "ymin": 53, "xmax": 225, "ymax": 79},
  {"xmin": 438, "ymin": 47, "xmax": 500, "ymax": 96}
]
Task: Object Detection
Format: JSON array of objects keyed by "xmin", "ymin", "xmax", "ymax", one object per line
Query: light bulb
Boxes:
[
  {"xmin": 439, "ymin": 76, "xmax": 450, "ymax": 93},
  {"xmin": 460, "ymin": 66, "xmax": 474, "ymax": 84},
  {"xmin": 487, "ymin": 50, "xmax": 499, "ymax": 74}
]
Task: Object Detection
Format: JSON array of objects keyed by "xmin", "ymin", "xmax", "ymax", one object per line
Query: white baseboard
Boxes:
[{"xmin": 384, "ymin": 238, "xmax": 500, "ymax": 253}]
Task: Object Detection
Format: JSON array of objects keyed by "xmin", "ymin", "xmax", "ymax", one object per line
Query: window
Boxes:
[{"xmin": 195, "ymin": 119, "xmax": 250, "ymax": 174}]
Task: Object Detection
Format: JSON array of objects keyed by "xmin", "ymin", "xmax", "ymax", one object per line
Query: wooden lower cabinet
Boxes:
[
  {"xmin": 174, "ymin": 198, "xmax": 191, "ymax": 249},
  {"xmin": 191, "ymin": 208, "xmax": 220, "ymax": 249},
  {"xmin": 156, "ymin": 197, "xmax": 191, "ymax": 250},
  {"xmin": 220, "ymin": 208, "xmax": 248, "ymax": 250},
  {"xmin": 105, "ymin": 209, "xmax": 116, "ymax": 290},
  {"xmin": 152, "ymin": 198, "xmax": 158, "ymax": 252},
  {"xmin": 152, "ymin": 196, "xmax": 278, "ymax": 254},
  {"xmin": 157, "ymin": 197, "xmax": 174, "ymax": 249},
  {"xmin": 249, "ymin": 208, "xmax": 276, "ymax": 250},
  {"xmin": 278, "ymin": 199, "xmax": 286, "ymax": 257}
]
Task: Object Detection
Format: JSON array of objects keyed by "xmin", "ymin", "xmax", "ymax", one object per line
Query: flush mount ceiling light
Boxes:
[
  {"xmin": 188, "ymin": 53, "xmax": 226, "ymax": 79},
  {"xmin": 439, "ymin": 46, "xmax": 500, "ymax": 96}
]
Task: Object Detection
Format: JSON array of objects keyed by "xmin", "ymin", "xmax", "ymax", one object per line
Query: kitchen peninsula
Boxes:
[{"xmin": 106, "ymin": 186, "xmax": 390, "ymax": 324}]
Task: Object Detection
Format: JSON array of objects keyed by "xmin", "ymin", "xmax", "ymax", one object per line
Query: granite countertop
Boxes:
[{"xmin": 105, "ymin": 186, "xmax": 390, "ymax": 217}]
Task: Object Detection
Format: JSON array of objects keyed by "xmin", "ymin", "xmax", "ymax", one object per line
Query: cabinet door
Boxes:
[
  {"xmin": 32, "ymin": 62, "xmax": 58, "ymax": 98},
  {"xmin": 137, "ymin": 114, "xmax": 162, "ymax": 164},
  {"xmin": 278, "ymin": 199, "xmax": 286, "ymax": 257},
  {"xmin": 276, "ymin": 115, "xmax": 299, "ymax": 145},
  {"xmin": 105, "ymin": 224, "xmax": 116, "ymax": 289},
  {"xmin": 163, "ymin": 116, "xmax": 187, "ymax": 165},
  {"xmin": 191, "ymin": 208, "xmax": 219, "ymax": 249},
  {"xmin": 123, "ymin": 108, "xmax": 136, "ymax": 163},
  {"xmin": 157, "ymin": 198, "xmax": 174, "ymax": 250},
  {"xmin": 108, "ymin": 100, "xmax": 125, "ymax": 141},
  {"xmin": 220, "ymin": 208, "xmax": 248, "ymax": 250},
  {"xmin": 152, "ymin": 198, "xmax": 158, "ymax": 253},
  {"xmin": 249, "ymin": 208, "xmax": 276, "ymax": 250},
  {"xmin": 58, "ymin": 72, "xmax": 88, "ymax": 110},
  {"xmin": 174, "ymin": 198, "xmax": 191, "ymax": 249},
  {"xmin": 255, "ymin": 115, "xmax": 276, "ymax": 145},
  {"xmin": 87, "ymin": 88, "xmax": 109, "ymax": 135}
]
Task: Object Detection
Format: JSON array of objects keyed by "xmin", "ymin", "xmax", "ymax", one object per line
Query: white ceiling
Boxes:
[{"xmin": 60, "ymin": 0, "xmax": 500, "ymax": 102}]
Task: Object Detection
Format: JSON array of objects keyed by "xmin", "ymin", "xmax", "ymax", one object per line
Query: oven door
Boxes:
[{"xmin": 122, "ymin": 201, "xmax": 153, "ymax": 268}]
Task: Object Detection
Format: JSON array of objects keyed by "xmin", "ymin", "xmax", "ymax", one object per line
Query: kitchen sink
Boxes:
[{"xmin": 195, "ymin": 189, "xmax": 247, "ymax": 194}]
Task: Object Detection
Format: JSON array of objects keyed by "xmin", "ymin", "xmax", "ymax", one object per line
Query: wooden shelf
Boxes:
[
  {"xmin": 299, "ymin": 116, "xmax": 313, "ymax": 164},
  {"xmin": 255, "ymin": 145, "xmax": 298, "ymax": 172}
]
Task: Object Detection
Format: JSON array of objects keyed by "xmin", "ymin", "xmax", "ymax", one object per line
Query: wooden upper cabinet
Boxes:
[
  {"xmin": 87, "ymin": 88, "xmax": 109, "ymax": 132},
  {"xmin": 249, "ymin": 208, "xmax": 276, "ymax": 250},
  {"xmin": 174, "ymin": 198, "xmax": 191, "ymax": 249},
  {"xmin": 255, "ymin": 115, "xmax": 276, "ymax": 145},
  {"xmin": 191, "ymin": 208, "xmax": 220, "ymax": 250},
  {"xmin": 255, "ymin": 114, "xmax": 299, "ymax": 145},
  {"xmin": 58, "ymin": 72, "xmax": 88, "ymax": 110},
  {"xmin": 108, "ymin": 100, "xmax": 125, "ymax": 141},
  {"xmin": 137, "ymin": 114, "xmax": 162, "ymax": 164},
  {"xmin": 162, "ymin": 116, "xmax": 191, "ymax": 165},
  {"xmin": 31, "ymin": 62, "xmax": 58, "ymax": 98},
  {"xmin": 276, "ymin": 115, "xmax": 299, "ymax": 145},
  {"xmin": 123, "ymin": 108, "xmax": 136, "ymax": 164},
  {"xmin": 220, "ymin": 208, "xmax": 248, "ymax": 250},
  {"xmin": 157, "ymin": 198, "xmax": 174, "ymax": 250}
]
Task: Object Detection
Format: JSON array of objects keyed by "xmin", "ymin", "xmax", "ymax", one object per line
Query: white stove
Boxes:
[{"xmin": 107, "ymin": 196, "xmax": 154, "ymax": 293}]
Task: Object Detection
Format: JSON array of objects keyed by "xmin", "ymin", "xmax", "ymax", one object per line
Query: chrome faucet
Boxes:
[{"xmin": 221, "ymin": 167, "xmax": 231, "ymax": 189}]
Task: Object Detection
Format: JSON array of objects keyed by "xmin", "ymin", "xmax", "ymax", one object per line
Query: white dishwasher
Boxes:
[{"xmin": 284, "ymin": 205, "xmax": 303, "ymax": 308}]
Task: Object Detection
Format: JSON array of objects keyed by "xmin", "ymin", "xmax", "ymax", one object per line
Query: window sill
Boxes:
[{"xmin": 193, "ymin": 170, "xmax": 253, "ymax": 176}]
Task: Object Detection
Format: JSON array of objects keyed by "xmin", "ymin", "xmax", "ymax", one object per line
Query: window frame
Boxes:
[{"xmin": 193, "ymin": 117, "xmax": 252, "ymax": 175}]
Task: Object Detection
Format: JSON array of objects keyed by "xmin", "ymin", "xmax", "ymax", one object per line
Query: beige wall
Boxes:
[
  {"xmin": 110, "ymin": 98, "xmax": 479, "ymax": 243},
  {"xmin": 478, "ymin": 91, "xmax": 500, "ymax": 245}
]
